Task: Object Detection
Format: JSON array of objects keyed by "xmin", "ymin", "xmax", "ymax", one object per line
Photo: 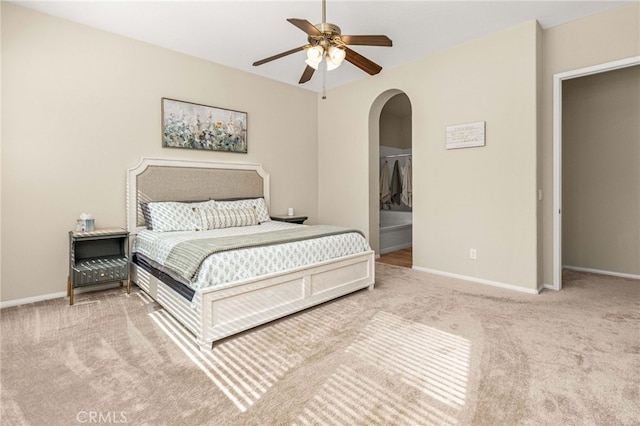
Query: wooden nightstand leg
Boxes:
[
  {"xmin": 126, "ymin": 277, "xmax": 131, "ymax": 294},
  {"xmin": 67, "ymin": 276, "xmax": 75, "ymax": 305},
  {"xmin": 119, "ymin": 281, "xmax": 123, "ymax": 288}
]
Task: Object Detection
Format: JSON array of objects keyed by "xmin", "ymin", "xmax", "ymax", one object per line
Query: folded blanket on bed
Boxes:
[{"xmin": 164, "ymin": 225, "xmax": 364, "ymax": 282}]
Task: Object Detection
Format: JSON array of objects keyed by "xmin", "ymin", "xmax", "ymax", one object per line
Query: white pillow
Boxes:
[
  {"xmin": 143, "ymin": 200, "xmax": 214, "ymax": 231},
  {"xmin": 196, "ymin": 207, "xmax": 259, "ymax": 230},
  {"xmin": 213, "ymin": 198, "xmax": 271, "ymax": 223}
]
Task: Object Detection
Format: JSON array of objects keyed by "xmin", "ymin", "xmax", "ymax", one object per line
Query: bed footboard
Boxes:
[{"xmin": 131, "ymin": 250, "xmax": 375, "ymax": 350}]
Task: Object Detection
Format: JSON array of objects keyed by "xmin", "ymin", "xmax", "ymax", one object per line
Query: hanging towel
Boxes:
[
  {"xmin": 390, "ymin": 160, "xmax": 402, "ymax": 205},
  {"xmin": 401, "ymin": 158, "xmax": 412, "ymax": 208},
  {"xmin": 380, "ymin": 160, "xmax": 391, "ymax": 204}
]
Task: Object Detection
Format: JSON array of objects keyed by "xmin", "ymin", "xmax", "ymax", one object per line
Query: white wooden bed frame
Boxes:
[{"xmin": 127, "ymin": 157, "xmax": 375, "ymax": 350}]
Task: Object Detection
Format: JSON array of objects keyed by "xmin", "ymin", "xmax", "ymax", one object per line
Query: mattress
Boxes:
[{"xmin": 133, "ymin": 221, "xmax": 371, "ymax": 291}]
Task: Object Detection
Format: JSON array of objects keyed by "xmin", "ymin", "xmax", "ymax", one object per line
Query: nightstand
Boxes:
[
  {"xmin": 67, "ymin": 228, "xmax": 130, "ymax": 305},
  {"xmin": 270, "ymin": 215, "xmax": 308, "ymax": 225}
]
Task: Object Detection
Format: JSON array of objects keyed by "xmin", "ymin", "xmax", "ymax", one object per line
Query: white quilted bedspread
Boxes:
[{"xmin": 133, "ymin": 221, "xmax": 371, "ymax": 290}]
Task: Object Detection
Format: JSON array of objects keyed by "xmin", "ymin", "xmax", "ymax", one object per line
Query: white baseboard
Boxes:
[
  {"xmin": 563, "ymin": 265, "xmax": 640, "ymax": 280},
  {"xmin": 0, "ymin": 282, "xmax": 124, "ymax": 309},
  {"xmin": 412, "ymin": 266, "xmax": 541, "ymax": 295}
]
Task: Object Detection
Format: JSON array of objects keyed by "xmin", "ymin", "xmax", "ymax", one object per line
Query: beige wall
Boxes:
[
  {"xmin": 3, "ymin": 3, "xmax": 638, "ymax": 302},
  {"xmin": 1, "ymin": 4, "xmax": 318, "ymax": 302},
  {"xmin": 379, "ymin": 113, "xmax": 410, "ymax": 149},
  {"xmin": 562, "ymin": 65, "xmax": 640, "ymax": 275},
  {"xmin": 317, "ymin": 3, "xmax": 639, "ymax": 292},
  {"xmin": 380, "ymin": 94, "xmax": 412, "ymax": 149},
  {"xmin": 319, "ymin": 21, "xmax": 541, "ymax": 291},
  {"xmin": 541, "ymin": 3, "xmax": 640, "ymax": 285}
]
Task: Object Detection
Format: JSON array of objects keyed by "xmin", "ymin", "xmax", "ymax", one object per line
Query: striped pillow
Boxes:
[
  {"xmin": 213, "ymin": 198, "xmax": 271, "ymax": 223},
  {"xmin": 195, "ymin": 207, "xmax": 259, "ymax": 230}
]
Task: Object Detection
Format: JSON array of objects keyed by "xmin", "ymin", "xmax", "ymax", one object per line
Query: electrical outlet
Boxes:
[{"xmin": 470, "ymin": 248, "xmax": 477, "ymax": 260}]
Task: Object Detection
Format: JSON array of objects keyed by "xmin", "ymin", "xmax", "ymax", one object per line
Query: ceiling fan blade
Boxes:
[
  {"xmin": 287, "ymin": 18, "xmax": 323, "ymax": 36},
  {"xmin": 299, "ymin": 65, "xmax": 315, "ymax": 84},
  {"xmin": 253, "ymin": 46, "xmax": 306, "ymax": 67},
  {"xmin": 345, "ymin": 47, "xmax": 382, "ymax": 75},
  {"xmin": 341, "ymin": 35, "xmax": 393, "ymax": 47}
]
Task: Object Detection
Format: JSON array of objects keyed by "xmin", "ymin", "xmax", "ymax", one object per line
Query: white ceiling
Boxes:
[{"xmin": 14, "ymin": 0, "xmax": 631, "ymax": 93}]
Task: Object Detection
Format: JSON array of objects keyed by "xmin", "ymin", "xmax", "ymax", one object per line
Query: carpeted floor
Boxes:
[{"xmin": 1, "ymin": 264, "xmax": 638, "ymax": 425}]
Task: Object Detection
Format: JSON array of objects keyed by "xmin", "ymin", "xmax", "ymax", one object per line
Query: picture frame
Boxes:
[
  {"xmin": 161, "ymin": 98, "xmax": 247, "ymax": 153},
  {"xmin": 446, "ymin": 121, "xmax": 485, "ymax": 150}
]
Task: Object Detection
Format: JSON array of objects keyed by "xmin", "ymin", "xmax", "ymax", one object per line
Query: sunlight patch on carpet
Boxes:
[
  {"xmin": 149, "ymin": 300, "xmax": 360, "ymax": 413},
  {"xmin": 135, "ymin": 290, "xmax": 154, "ymax": 305},
  {"xmin": 346, "ymin": 311, "xmax": 471, "ymax": 409},
  {"xmin": 294, "ymin": 365, "xmax": 458, "ymax": 426},
  {"xmin": 149, "ymin": 310, "xmax": 253, "ymax": 411}
]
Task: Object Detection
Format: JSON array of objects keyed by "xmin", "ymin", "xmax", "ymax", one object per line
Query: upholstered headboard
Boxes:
[{"xmin": 126, "ymin": 158, "xmax": 269, "ymax": 233}]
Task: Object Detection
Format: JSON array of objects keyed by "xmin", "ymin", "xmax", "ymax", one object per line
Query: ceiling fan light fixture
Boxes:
[
  {"xmin": 304, "ymin": 59, "xmax": 320, "ymax": 70},
  {"xmin": 325, "ymin": 58, "xmax": 339, "ymax": 71},
  {"xmin": 305, "ymin": 45, "xmax": 324, "ymax": 63},
  {"xmin": 326, "ymin": 45, "xmax": 346, "ymax": 70},
  {"xmin": 328, "ymin": 45, "xmax": 346, "ymax": 62}
]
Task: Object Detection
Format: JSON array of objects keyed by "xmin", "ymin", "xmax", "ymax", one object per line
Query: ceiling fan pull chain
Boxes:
[{"xmin": 322, "ymin": 58, "xmax": 327, "ymax": 99}]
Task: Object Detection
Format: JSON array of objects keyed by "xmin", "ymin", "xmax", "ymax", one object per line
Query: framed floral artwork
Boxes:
[{"xmin": 161, "ymin": 98, "xmax": 247, "ymax": 153}]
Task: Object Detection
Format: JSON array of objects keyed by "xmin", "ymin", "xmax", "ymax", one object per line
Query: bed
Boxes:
[{"xmin": 126, "ymin": 157, "xmax": 375, "ymax": 350}]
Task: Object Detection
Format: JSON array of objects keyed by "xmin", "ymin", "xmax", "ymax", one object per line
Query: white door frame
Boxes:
[{"xmin": 552, "ymin": 56, "xmax": 640, "ymax": 290}]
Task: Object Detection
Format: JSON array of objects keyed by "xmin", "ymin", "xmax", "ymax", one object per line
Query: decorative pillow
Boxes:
[
  {"xmin": 140, "ymin": 202, "xmax": 154, "ymax": 229},
  {"xmin": 195, "ymin": 207, "xmax": 259, "ymax": 230},
  {"xmin": 142, "ymin": 200, "xmax": 214, "ymax": 231},
  {"xmin": 213, "ymin": 198, "xmax": 271, "ymax": 223}
]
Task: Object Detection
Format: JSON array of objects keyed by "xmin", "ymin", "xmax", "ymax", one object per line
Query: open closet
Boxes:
[{"xmin": 561, "ymin": 64, "xmax": 639, "ymax": 280}]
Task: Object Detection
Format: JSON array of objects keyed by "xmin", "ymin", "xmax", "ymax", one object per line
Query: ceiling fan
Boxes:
[{"xmin": 252, "ymin": 0, "xmax": 392, "ymax": 85}]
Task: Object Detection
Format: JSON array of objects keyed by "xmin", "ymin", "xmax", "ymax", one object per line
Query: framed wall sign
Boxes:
[
  {"xmin": 446, "ymin": 121, "xmax": 485, "ymax": 150},
  {"xmin": 161, "ymin": 98, "xmax": 248, "ymax": 153}
]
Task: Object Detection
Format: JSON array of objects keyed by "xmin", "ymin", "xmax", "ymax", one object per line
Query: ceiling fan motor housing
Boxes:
[
  {"xmin": 309, "ymin": 23, "xmax": 345, "ymax": 48},
  {"xmin": 315, "ymin": 22, "xmax": 341, "ymax": 35}
]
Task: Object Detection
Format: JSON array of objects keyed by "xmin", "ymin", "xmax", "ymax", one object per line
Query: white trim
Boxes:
[
  {"xmin": 412, "ymin": 266, "xmax": 541, "ymax": 295},
  {"xmin": 1, "ymin": 292, "xmax": 69, "ymax": 308},
  {"xmin": 0, "ymin": 282, "xmax": 122, "ymax": 309},
  {"xmin": 552, "ymin": 73, "xmax": 563, "ymax": 291},
  {"xmin": 563, "ymin": 265, "xmax": 640, "ymax": 281},
  {"xmin": 552, "ymin": 56, "xmax": 640, "ymax": 291}
]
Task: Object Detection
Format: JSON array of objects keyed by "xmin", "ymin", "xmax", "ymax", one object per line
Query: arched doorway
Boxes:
[{"xmin": 369, "ymin": 90, "xmax": 413, "ymax": 267}]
